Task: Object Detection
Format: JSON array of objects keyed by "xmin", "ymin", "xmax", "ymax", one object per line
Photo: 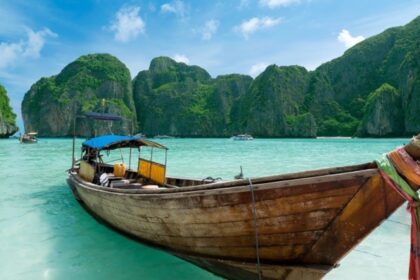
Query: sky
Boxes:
[{"xmin": 1, "ymin": 0, "xmax": 420, "ymax": 130}]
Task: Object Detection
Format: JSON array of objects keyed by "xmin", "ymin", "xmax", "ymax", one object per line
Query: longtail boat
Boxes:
[
  {"xmin": 232, "ymin": 134, "xmax": 254, "ymax": 141},
  {"xmin": 20, "ymin": 132, "xmax": 38, "ymax": 143},
  {"xmin": 67, "ymin": 115, "xmax": 420, "ymax": 280}
]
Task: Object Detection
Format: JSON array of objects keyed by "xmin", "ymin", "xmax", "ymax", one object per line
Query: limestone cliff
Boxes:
[
  {"xmin": 0, "ymin": 84, "xmax": 18, "ymax": 137},
  {"xmin": 311, "ymin": 15, "xmax": 420, "ymax": 136},
  {"xmin": 133, "ymin": 57, "xmax": 252, "ymax": 137},
  {"xmin": 22, "ymin": 16, "xmax": 420, "ymax": 138},
  {"xmin": 240, "ymin": 65, "xmax": 314, "ymax": 137},
  {"xmin": 357, "ymin": 84, "xmax": 404, "ymax": 137},
  {"xmin": 209, "ymin": 74, "xmax": 253, "ymax": 135},
  {"xmin": 22, "ymin": 54, "xmax": 137, "ymax": 137}
]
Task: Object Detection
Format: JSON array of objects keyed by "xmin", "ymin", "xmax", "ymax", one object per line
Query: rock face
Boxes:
[
  {"xmin": 239, "ymin": 65, "xmax": 316, "ymax": 137},
  {"xmin": 0, "ymin": 84, "xmax": 18, "ymax": 137},
  {"xmin": 208, "ymin": 74, "xmax": 253, "ymax": 135},
  {"xmin": 357, "ymin": 84, "xmax": 404, "ymax": 137},
  {"xmin": 133, "ymin": 60, "xmax": 316, "ymax": 137},
  {"xmin": 133, "ymin": 57, "xmax": 252, "ymax": 137},
  {"xmin": 309, "ymin": 15, "xmax": 420, "ymax": 136},
  {"xmin": 132, "ymin": 16, "xmax": 420, "ymax": 137},
  {"xmin": 22, "ymin": 54, "xmax": 136, "ymax": 137},
  {"xmin": 399, "ymin": 40, "xmax": 420, "ymax": 135}
]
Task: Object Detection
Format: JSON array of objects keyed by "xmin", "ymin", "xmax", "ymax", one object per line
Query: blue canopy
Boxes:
[{"xmin": 82, "ymin": 135, "xmax": 167, "ymax": 151}]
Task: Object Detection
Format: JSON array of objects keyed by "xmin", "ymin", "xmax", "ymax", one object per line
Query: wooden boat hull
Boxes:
[
  {"xmin": 177, "ymin": 254, "xmax": 330, "ymax": 280},
  {"xmin": 67, "ymin": 164, "xmax": 407, "ymax": 279}
]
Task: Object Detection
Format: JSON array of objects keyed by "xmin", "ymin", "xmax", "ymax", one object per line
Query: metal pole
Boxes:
[
  {"xmin": 129, "ymin": 147, "xmax": 132, "ymax": 171},
  {"xmin": 119, "ymin": 148, "xmax": 124, "ymax": 163},
  {"xmin": 149, "ymin": 148, "xmax": 153, "ymax": 178},
  {"xmin": 164, "ymin": 149, "xmax": 168, "ymax": 184},
  {"xmin": 72, "ymin": 117, "xmax": 76, "ymax": 169},
  {"xmin": 138, "ymin": 147, "xmax": 141, "ymax": 174}
]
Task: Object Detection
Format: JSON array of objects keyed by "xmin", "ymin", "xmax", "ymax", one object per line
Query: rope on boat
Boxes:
[{"xmin": 248, "ymin": 177, "xmax": 262, "ymax": 280}]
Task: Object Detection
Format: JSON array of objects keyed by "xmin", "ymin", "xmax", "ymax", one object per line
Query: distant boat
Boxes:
[
  {"xmin": 316, "ymin": 136, "xmax": 352, "ymax": 139},
  {"xmin": 231, "ymin": 134, "xmax": 254, "ymax": 141},
  {"xmin": 20, "ymin": 132, "xmax": 38, "ymax": 144},
  {"xmin": 154, "ymin": 135, "xmax": 174, "ymax": 139},
  {"xmin": 134, "ymin": 133, "xmax": 146, "ymax": 138}
]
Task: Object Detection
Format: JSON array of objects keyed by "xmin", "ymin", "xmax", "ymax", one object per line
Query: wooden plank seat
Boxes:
[
  {"xmin": 107, "ymin": 175, "xmax": 124, "ymax": 181},
  {"xmin": 110, "ymin": 179, "xmax": 139, "ymax": 188}
]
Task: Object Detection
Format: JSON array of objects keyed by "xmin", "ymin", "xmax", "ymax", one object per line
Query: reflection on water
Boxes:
[{"xmin": 0, "ymin": 137, "xmax": 412, "ymax": 279}]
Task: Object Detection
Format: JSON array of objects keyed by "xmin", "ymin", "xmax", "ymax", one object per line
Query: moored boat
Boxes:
[
  {"xmin": 67, "ymin": 115, "xmax": 420, "ymax": 280},
  {"xmin": 66, "ymin": 137, "xmax": 420, "ymax": 279},
  {"xmin": 232, "ymin": 134, "xmax": 254, "ymax": 141},
  {"xmin": 154, "ymin": 134, "xmax": 174, "ymax": 139},
  {"xmin": 134, "ymin": 132, "xmax": 146, "ymax": 138},
  {"xmin": 20, "ymin": 132, "xmax": 38, "ymax": 143}
]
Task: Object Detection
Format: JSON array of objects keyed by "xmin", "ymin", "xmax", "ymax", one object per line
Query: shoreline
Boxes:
[{"xmin": 1, "ymin": 135, "xmax": 412, "ymax": 140}]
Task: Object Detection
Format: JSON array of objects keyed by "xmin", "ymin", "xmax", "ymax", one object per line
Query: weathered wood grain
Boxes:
[
  {"xmin": 66, "ymin": 161, "xmax": 413, "ymax": 280},
  {"xmin": 303, "ymin": 173, "xmax": 405, "ymax": 265}
]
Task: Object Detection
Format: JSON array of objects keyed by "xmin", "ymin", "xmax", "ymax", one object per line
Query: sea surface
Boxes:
[{"xmin": 0, "ymin": 137, "xmax": 413, "ymax": 280}]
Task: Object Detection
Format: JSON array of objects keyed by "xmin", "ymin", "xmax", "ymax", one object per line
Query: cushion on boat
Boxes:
[
  {"xmin": 80, "ymin": 160, "xmax": 95, "ymax": 182},
  {"xmin": 110, "ymin": 179, "xmax": 141, "ymax": 189}
]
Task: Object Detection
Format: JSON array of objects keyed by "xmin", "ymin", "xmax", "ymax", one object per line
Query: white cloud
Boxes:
[
  {"xmin": 337, "ymin": 29, "xmax": 365, "ymax": 48},
  {"xmin": 0, "ymin": 27, "xmax": 57, "ymax": 69},
  {"xmin": 260, "ymin": 0, "xmax": 301, "ymax": 8},
  {"xmin": 201, "ymin": 20, "xmax": 219, "ymax": 40},
  {"xmin": 173, "ymin": 54, "xmax": 190, "ymax": 64},
  {"xmin": 238, "ymin": 0, "xmax": 250, "ymax": 9},
  {"xmin": 249, "ymin": 62, "xmax": 268, "ymax": 77},
  {"xmin": 161, "ymin": 0, "xmax": 187, "ymax": 18},
  {"xmin": 235, "ymin": 17, "xmax": 282, "ymax": 39},
  {"xmin": 23, "ymin": 28, "xmax": 57, "ymax": 58},
  {"xmin": 0, "ymin": 43, "xmax": 23, "ymax": 69},
  {"xmin": 110, "ymin": 6, "xmax": 145, "ymax": 43}
]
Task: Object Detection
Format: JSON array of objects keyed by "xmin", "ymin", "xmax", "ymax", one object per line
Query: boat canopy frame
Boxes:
[
  {"xmin": 82, "ymin": 135, "xmax": 167, "ymax": 151},
  {"xmin": 72, "ymin": 112, "xmax": 133, "ymax": 166},
  {"xmin": 72, "ymin": 111, "xmax": 168, "ymax": 185}
]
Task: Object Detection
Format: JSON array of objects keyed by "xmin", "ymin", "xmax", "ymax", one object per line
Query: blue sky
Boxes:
[{"xmin": 1, "ymin": 0, "xmax": 420, "ymax": 130}]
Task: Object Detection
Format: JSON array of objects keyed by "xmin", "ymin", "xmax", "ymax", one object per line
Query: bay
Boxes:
[{"xmin": 0, "ymin": 137, "xmax": 412, "ymax": 279}]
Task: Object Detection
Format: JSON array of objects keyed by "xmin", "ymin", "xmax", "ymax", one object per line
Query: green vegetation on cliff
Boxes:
[
  {"xmin": 312, "ymin": 15, "xmax": 420, "ymax": 135},
  {"xmin": 357, "ymin": 83, "xmax": 404, "ymax": 137},
  {"xmin": 132, "ymin": 16, "xmax": 420, "ymax": 137},
  {"xmin": 133, "ymin": 57, "xmax": 252, "ymax": 136},
  {"xmin": 240, "ymin": 65, "xmax": 315, "ymax": 137},
  {"xmin": 22, "ymin": 16, "xmax": 420, "ymax": 137},
  {"xmin": 0, "ymin": 84, "xmax": 18, "ymax": 137},
  {"xmin": 22, "ymin": 54, "xmax": 136, "ymax": 136},
  {"xmin": 0, "ymin": 85, "xmax": 16, "ymax": 125}
]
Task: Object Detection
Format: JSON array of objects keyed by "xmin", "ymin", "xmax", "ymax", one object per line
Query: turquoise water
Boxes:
[{"xmin": 0, "ymin": 137, "xmax": 413, "ymax": 279}]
